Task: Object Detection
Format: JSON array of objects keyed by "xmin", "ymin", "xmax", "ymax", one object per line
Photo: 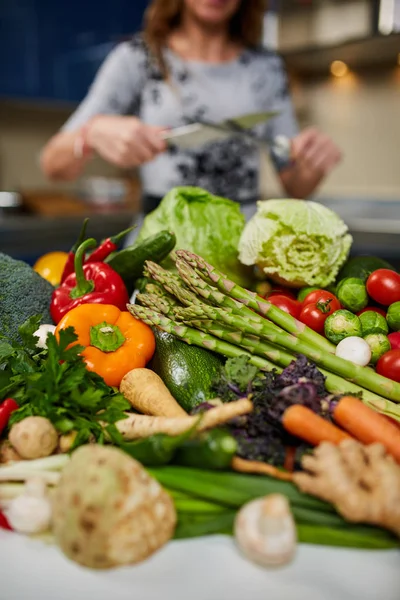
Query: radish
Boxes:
[{"xmin": 388, "ymin": 332, "xmax": 400, "ymax": 350}]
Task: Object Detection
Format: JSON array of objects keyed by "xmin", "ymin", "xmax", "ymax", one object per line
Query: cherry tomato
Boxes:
[
  {"xmin": 366, "ymin": 269, "xmax": 400, "ymax": 306},
  {"xmin": 302, "ymin": 290, "xmax": 341, "ymax": 312},
  {"xmin": 376, "ymin": 349, "xmax": 400, "ymax": 382},
  {"xmin": 388, "ymin": 332, "xmax": 400, "ymax": 350},
  {"xmin": 268, "ymin": 285, "xmax": 297, "ymax": 300},
  {"xmin": 357, "ymin": 306, "xmax": 387, "ymax": 318},
  {"xmin": 268, "ymin": 295, "xmax": 301, "ymax": 319},
  {"xmin": 299, "ymin": 301, "xmax": 337, "ymax": 334}
]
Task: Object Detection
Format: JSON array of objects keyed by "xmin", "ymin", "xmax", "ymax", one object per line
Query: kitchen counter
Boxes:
[{"xmin": 317, "ymin": 197, "xmax": 400, "ymax": 266}]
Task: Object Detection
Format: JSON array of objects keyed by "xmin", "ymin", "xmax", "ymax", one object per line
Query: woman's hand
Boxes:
[
  {"xmin": 280, "ymin": 128, "xmax": 342, "ymax": 199},
  {"xmin": 87, "ymin": 115, "xmax": 167, "ymax": 168},
  {"xmin": 291, "ymin": 127, "xmax": 342, "ymax": 176}
]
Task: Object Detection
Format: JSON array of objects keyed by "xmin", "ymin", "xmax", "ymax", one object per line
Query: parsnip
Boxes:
[
  {"xmin": 120, "ymin": 369, "xmax": 187, "ymax": 417},
  {"xmin": 116, "ymin": 397, "xmax": 252, "ymax": 440}
]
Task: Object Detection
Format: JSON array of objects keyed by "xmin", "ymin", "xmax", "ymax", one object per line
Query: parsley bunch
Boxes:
[{"xmin": 0, "ymin": 316, "xmax": 130, "ymax": 448}]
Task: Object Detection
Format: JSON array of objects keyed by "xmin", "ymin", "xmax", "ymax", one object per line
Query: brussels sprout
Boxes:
[
  {"xmin": 324, "ymin": 309, "xmax": 362, "ymax": 345},
  {"xmin": 297, "ymin": 286, "xmax": 319, "ymax": 302},
  {"xmin": 387, "ymin": 302, "xmax": 400, "ymax": 331},
  {"xmin": 359, "ymin": 311, "xmax": 388, "ymax": 336},
  {"xmin": 336, "ymin": 277, "xmax": 368, "ymax": 313},
  {"xmin": 364, "ymin": 333, "xmax": 391, "ymax": 364}
]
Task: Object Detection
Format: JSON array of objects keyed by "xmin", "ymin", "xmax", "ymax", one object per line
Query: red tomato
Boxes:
[
  {"xmin": 376, "ymin": 349, "xmax": 400, "ymax": 382},
  {"xmin": 302, "ymin": 290, "xmax": 341, "ymax": 312},
  {"xmin": 268, "ymin": 285, "xmax": 297, "ymax": 300},
  {"xmin": 299, "ymin": 301, "xmax": 337, "ymax": 334},
  {"xmin": 268, "ymin": 295, "xmax": 301, "ymax": 319},
  {"xmin": 388, "ymin": 332, "xmax": 400, "ymax": 350},
  {"xmin": 366, "ymin": 269, "xmax": 400, "ymax": 306},
  {"xmin": 357, "ymin": 306, "xmax": 387, "ymax": 318}
]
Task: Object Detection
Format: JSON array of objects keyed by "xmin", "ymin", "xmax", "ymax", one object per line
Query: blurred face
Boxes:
[{"xmin": 182, "ymin": 0, "xmax": 242, "ymax": 27}]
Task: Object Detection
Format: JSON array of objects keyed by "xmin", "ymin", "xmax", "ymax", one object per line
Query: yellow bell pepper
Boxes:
[{"xmin": 33, "ymin": 251, "xmax": 69, "ymax": 286}]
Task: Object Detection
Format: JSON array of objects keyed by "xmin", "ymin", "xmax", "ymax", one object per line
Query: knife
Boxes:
[{"xmin": 162, "ymin": 110, "xmax": 281, "ymax": 150}]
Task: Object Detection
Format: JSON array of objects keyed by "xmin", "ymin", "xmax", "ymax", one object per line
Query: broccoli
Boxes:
[{"xmin": 0, "ymin": 253, "xmax": 54, "ymax": 341}]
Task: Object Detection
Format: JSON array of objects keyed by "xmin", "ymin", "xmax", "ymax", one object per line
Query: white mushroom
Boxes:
[
  {"xmin": 234, "ymin": 494, "xmax": 297, "ymax": 567},
  {"xmin": 5, "ymin": 476, "xmax": 52, "ymax": 534},
  {"xmin": 33, "ymin": 324, "xmax": 56, "ymax": 349}
]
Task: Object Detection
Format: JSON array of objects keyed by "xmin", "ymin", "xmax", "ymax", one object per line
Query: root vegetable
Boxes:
[
  {"xmin": 52, "ymin": 444, "xmax": 176, "ymax": 569},
  {"xmin": 282, "ymin": 405, "xmax": 353, "ymax": 446},
  {"xmin": 116, "ymin": 397, "xmax": 252, "ymax": 440},
  {"xmin": 0, "ymin": 440, "xmax": 21, "ymax": 464},
  {"xmin": 331, "ymin": 395, "xmax": 400, "ymax": 463},
  {"xmin": 9, "ymin": 417, "xmax": 58, "ymax": 460},
  {"xmin": 234, "ymin": 494, "xmax": 297, "ymax": 567},
  {"xmin": 231, "ymin": 457, "xmax": 293, "ymax": 482},
  {"xmin": 120, "ymin": 368, "xmax": 187, "ymax": 417},
  {"xmin": 58, "ymin": 431, "xmax": 78, "ymax": 454},
  {"xmin": 293, "ymin": 440, "xmax": 400, "ymax": 536}
]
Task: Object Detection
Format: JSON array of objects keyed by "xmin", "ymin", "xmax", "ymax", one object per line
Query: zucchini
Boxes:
[
  {"xmin": 174, "ymin": 428, "xmax": 238, "ymax": 470},
  {"xmin": 106, "ymin": 230, "xmax": 176, "ymax": 294}
]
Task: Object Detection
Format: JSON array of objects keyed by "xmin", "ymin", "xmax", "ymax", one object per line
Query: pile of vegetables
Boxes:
[{"xmin": 1, "ymin": 187, "xmax": 400, "ymax": 574}]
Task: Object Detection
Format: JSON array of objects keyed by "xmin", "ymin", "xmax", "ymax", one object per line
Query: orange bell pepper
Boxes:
[{"xmin": 55, "ymin": 304, "xmax": 155, "ymax": 388}]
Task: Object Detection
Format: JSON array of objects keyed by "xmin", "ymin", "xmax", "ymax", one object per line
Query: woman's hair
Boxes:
[{"xmin": 143, "ymin": 0, "xmax": 267, "ymax": 77}]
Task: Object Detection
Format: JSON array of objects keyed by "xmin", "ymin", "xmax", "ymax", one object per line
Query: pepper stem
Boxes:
[
  {"xmin": 69, "ymin": 238, "xmax": 97, "ymax": 299},
  {"xmin": 71, "ymin": 218, "xmax": 89, "ymax": 253},
  {"xmin": 90, "ymin": 321, "xmax": 125, "ymax": 352},
  {"xmin": 110, "ymin": 225, "xmax": 137, "ymax": 245}
]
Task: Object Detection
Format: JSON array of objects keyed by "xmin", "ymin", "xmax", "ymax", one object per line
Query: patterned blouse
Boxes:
[{"xmin": 63, "ymin": 34, "xmax": 298, "ymax": 205}]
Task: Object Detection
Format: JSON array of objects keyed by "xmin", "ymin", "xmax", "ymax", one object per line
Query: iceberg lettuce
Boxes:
[
  {"xmin": 138, "ymin": 186, "xmax": 252, "ymax": 287},
  {"xmin": 238, "ymin": 199, "xmax": 352, "ymax": 287}
]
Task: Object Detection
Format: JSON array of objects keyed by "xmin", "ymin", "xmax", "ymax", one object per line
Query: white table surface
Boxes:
[{"xmin": 1, "ymin": 532, "xmax": 399, "ymax": 600}]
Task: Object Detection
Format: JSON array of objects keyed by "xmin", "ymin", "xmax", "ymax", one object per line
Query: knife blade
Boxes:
[{"xmin": 162, "ymin": 110, "xmax": 280, "ymax": 150}]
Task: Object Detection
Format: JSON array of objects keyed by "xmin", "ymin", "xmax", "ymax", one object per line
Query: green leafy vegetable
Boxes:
[
  {"xmin": 238, "ymin": 199, "xmax": 352, "ymax": 287},
  {"xmin": 137, "ymin": 186, "xmax": 252, "ymax": 287},
  {"xmin": 0, "ymin": 318, "xmax": 130, "ymax": 447}
]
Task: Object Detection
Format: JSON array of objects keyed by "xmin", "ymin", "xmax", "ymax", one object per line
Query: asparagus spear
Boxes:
[
  {"xmin": 185, "ymin": 316, "xmax": 400, "ymax": 418},
  {"xmin": 127, "ymin": 304, "xmax": 277, "ymax": 372},
  {"xmin": 176, "ymin": 250, "xmax": 335, "ymax": 354},
  {"xmin": 176, "ymin": 302, "xmax": 400, "ymax": 402}
]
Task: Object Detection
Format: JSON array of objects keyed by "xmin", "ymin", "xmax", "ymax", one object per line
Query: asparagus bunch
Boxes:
[{"xmin": 128, "ymin": 253, "xmax": 400, "ymax": 420}]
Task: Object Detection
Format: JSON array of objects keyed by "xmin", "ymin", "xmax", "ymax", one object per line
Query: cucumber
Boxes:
[
  {"xmin": 106, "ymin": 230, "xmax": 176, "ymax": 293},
  {"xmin": 174, "ymin": 429, "xmax": 238, "ymax": 470},
  {"xmin": 337, "ymin": 256, "xmax": 396, "ymax": 283},
  {"xmin": 151, "ymin": 329, "xmax": 223, "ymax": 413}
]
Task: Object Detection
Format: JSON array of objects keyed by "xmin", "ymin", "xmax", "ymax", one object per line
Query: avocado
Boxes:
[
  {"xmin": 337, "ymin": 256, "xmax": 396, "ymax": 283},
  {"xmin": 151, "ymin": 329, "xmax": 223, "ymax": 413}
]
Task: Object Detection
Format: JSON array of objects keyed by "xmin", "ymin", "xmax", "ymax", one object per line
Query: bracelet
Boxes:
[{"xmin": 73, "ymin": 119, "xmax": 97, "ymax": 160}]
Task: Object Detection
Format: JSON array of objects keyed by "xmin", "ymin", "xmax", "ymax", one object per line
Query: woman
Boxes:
[{"xmin": 41, "ymin": 0, "xmax": 341, "ymax": 217}]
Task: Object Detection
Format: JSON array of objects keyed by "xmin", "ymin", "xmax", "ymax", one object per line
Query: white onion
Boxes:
[{"xmin": 335, "ymin": 336, "xmax": 371, "ymax": 366}]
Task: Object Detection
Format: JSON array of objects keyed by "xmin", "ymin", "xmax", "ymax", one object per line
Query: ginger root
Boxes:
[{"xmin": 293, "ymin": 440, "xmax": 400, "ymax": 537}]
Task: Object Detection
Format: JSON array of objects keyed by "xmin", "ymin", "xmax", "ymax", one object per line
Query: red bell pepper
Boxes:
[
  {"xmin": 50, "ymin": 238, "xmax": 130, "ymax": 324},
  {"xmin": 86, "ymin": 225, "xmax": 136, "ymax": 264},
  {"xmin": 60, "ymin": 218, "xmax": 89, "ymax": 283},
  {"xmin": 0, "ymin": 398, "xmax": 19, "ymax": 436},
  {"xmin": 0, "ymin": 511, "xmax": 12, "ymax": 531}
]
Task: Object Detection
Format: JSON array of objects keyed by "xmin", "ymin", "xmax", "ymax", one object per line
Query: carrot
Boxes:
[
  {"xmin": 120, "ymin": 368, "xmax": 187, "ymax": 418},
  {"xmin": 116, "ymin": 397, "xmax": 253, "ymax": 440},
  {"xmin": 282, "ymin": 405, "xmax": 353, "ymax": 446},
  {"xmin": 332, "ymin": 395, "xmax": 400, "ymax": 463},
  {"xmin": 231, "ymin": 456, "xmax": 293, "ymax": 482}
]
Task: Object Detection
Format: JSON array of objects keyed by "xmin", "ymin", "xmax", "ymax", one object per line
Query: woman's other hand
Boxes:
[
  {"xmin": 291, "ymin": 127, "xmax": 342, "ymax": 177},
  {"xmin": 87, "ymin": 115, "xmax": 168, "ymax": 168}
]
